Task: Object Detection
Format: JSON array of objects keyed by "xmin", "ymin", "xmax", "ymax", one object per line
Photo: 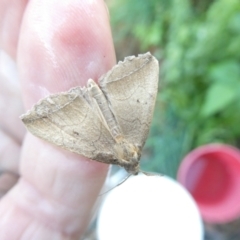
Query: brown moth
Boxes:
[{"xmin": 20, "ymin": 52, "xmax": 159, "ymax": 175}]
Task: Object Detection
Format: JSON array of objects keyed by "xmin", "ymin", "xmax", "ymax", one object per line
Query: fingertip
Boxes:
[{"xmin": 18, "ymin": 0, "xmax": 115, "ymax": 108}]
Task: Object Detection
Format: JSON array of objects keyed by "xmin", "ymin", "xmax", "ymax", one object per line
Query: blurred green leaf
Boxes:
[
  {"xmin": 201, "ymin": 83, "xmax": 238, "ymax": 117},
  {"xmin": 209, "ymin": 61, "xmax": 240, "ymax": 84}
]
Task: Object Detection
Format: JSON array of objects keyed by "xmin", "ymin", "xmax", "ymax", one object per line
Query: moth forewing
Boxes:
[{"xmin": 99, "ymin": 52, "xmax": 159, "ymax": 148}]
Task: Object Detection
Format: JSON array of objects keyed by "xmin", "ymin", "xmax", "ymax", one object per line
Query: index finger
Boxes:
[{"xmin": 0, "ymin": 0, "xmax": 115, "ymax": 238}]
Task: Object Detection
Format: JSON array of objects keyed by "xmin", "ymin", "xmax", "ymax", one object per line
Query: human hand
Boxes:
[{"xmin": 0, "ymin": 0, "xmax": 115, "ymax": 239}]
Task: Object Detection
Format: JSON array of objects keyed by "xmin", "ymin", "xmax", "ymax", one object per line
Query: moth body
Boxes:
[
  {"xmin": 88, "ymin": 79, "xmax": 121, "ymax": 139},
  {"xmin": 89, "ymin": 79, "xmax": 141, "ymax": 174},
  {"xmin": 114, "ymin": 138, "xmax": 140, "ymax": 175}
]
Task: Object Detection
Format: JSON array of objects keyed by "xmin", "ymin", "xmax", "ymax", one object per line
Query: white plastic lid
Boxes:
[{"xmin": 97, "ymin": 174, "xmax": 203, "ymax": 240}]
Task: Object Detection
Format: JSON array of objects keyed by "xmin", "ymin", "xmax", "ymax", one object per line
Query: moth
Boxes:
[{"xmin": 21, "ymin": 52, "xmax": 159, "ymax": 175}]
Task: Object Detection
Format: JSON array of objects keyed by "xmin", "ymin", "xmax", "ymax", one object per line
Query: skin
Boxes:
[{"xmin": 0, "ymin": 0, "xmax": 115, "ymax": 239}]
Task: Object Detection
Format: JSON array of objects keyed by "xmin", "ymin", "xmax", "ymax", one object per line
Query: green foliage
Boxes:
[
  {"xmin": 109, "ymin": 0, "xmax": 240, "ymax": 177},
  {"xmin": 201, "ymin": 61, "xmax": 240, "ymax": 116}
]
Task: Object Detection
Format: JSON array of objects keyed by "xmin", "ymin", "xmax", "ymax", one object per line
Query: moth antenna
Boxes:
[
  {"xmin": 98, "ymin": 174, "xmax": 132, "ymax": 197},
  {"xmin": 140, "ymin": 170, "xmax": 164, "ymax": 177}
]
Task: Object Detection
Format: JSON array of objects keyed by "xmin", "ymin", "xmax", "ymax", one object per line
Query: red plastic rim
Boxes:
[{"xmin": 177, "ymin": 144, "xmax": 240, "ymax": 223}]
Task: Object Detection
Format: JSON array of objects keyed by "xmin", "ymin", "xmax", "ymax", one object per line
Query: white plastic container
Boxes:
[{"xmin": 97, "ymin": 174, "xmax": 203, "ymax": 240}]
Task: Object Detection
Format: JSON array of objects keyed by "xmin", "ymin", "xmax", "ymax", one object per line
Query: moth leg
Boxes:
[
  {"xmin": 117, "ymin": 158, "xmax": 140, "ymax": 175},
  {"xmin": 118, "ymin": 158, "xmax": 133, "ymax": 166}
]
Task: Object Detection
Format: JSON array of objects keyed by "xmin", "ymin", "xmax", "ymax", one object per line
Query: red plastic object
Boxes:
[{"xmin": 177, "ymin": 144, "xmax": 240, "ymax": 223}]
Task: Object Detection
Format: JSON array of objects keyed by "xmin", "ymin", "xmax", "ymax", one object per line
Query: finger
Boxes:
[
  {"xmin": 0, "ymin": 0, "xmax": 115, "ymax": 239},
  {"xmin": 0, "ymin": 171, "xmax": 19, "ymax": 198},
  {"xmin": 0, "ymin": 125, "xmax": 20, "ymax": 198},
  {"xmin": 0, "ymin": 51, "xmax": 25, "ymax": 142},
  {"xmin": 0, "ymin": 129, "xmax": 20, "ymax": 174},
  {"xmin": 0, "ymin": 52, "xmax": 24, "ymax": 183},
  {"xmin": 0, "ymin": 0, "xmax": 28, "ymax": 58}
]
